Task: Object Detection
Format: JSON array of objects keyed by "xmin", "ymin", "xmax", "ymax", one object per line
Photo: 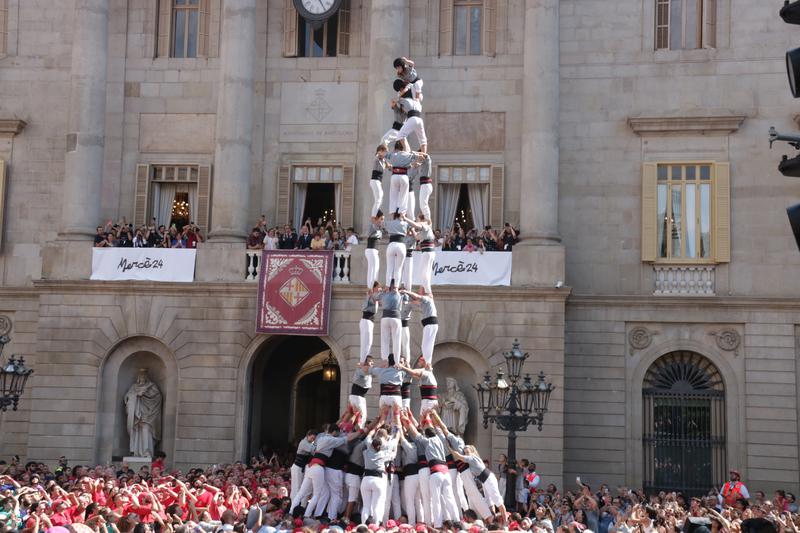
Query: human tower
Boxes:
[{"xmin": 288, "ymin": 58, "xmax": 508, "ymax": 529}]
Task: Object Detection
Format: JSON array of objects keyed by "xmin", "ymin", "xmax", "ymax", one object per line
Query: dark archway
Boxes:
[
  {"xmin": 642, "ymin": 351, "xmax": 726, "ymax": 495},
  {"xmin": 247, "ymin": 336, "xmax": 340, "ymax": 459}
]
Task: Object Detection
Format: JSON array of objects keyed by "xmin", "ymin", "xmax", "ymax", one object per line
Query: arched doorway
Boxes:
[
  {"xmin": 247, "ymin": 336, "xmax": 341, "ymax": 459},
  {"xmin": 642, "ymin": 351, "xmax": 726, "ymax": 495}
]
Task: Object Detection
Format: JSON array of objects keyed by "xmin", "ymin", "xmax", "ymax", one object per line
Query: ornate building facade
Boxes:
[{"xmin": 0, "ymin": 0, "xmax": 799, "ymax": 493}]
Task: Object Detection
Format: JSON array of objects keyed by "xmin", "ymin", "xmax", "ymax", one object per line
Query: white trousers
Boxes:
[
  {"xmin": 370, "ymin": 179, "xmax": 384, "ymax": 217},
  {"xmin": 483, "ymin": 473, "xmax": 504, "ymax": 508},
  {"xmin": 417, "ymin": 467, "xmax": 433, "ymax": 526},
  {"xmin": 402, "ymin": 473, "xmax": 424, "ymax": 525},
  {"xmin": 303, "ymin": 465, "xmax": 329, "ymax": 518},
  {"xmin": 406, "ymin": 190, "xmax": 416, "ymax": 220},
  {"xmin": 419, "ymin": 183, "xmax": 433, "ymax": 221},
  {"xmin": 416, "ymin": 251, "xmax": 434, "ymax": 294},
  {"xmin": 290, "ymin": 464, "xmax": 305, "ymax": 501},
  {"xmin": 385, "ymin": 241, "xmax": 406, "ymax": 286},
  {"xmin": 360, "ymin": 474, "xmax": 387, "ymax": 524},
  {"xmin": 384, "ymin": 472, "xmax": 402, "ymax": 520},
  {"xmin": 381, "ymin": 127, "xmax": 400, "ymax": 148},
  {"xmin": 401, "ymin": 325, "xmax": 411, "ymax": 362},
  {"xmin": 389, "ymin": 174, "xmax": 409, "ymax": 216},
  {"xmin": 429, "ymin": 470, "xmax": 459, "ymax": 528},
  {"xmin": 401, "ymin": 253, "xmax": 413, "ymax": 291},
  {"xmin": 365, "ymin": 248, "xmax": 380, "ymax": 288},
  {"xmin": 379, "ymin": 394, "xmax": 403, "ymax": 410},
  {"xmin": 499, "ymin": 476, "xmax": 506, "ymax": 499},
  {"xmin": 420, "ymin": 398, "xmax": 439, "ymax": 417},
  {"xmin": 460, "ymin": 470, "xmax": 491, "ymax": 519},
  {"xmin": 421, "ymin": 323, "xmax": 438, "ymax": 365},
  {"xmin": 345, "ymin": 472, "xmax": 361, "ymax": 503},
  {"xmin": 397, "ymin": 116, "xmax": 427, "ymax": 148},
  {"xmin": 359, "ymin": 317, "xmax": 374, "ymax": 363},
  {"xmin": 380, "ymin": 317, "xmax": 402, "ymax": 361},
  {"xmin": 291, "ymin": 471, "xmax": 313, "ymax": 512},
  {"xmin": 348, "ymin": 394, "xmax": 367, "ymax": 422},
  {"xmin": 450, "ymin": 468, "xmax": 468, "ymax": 512},
  {"xmin": 325, "ymin": 468, "xmax": 344, "ymax": 520}
]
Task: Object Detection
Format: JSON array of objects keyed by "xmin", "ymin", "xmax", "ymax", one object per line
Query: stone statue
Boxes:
[
  {"xmin": 124, "ymin": 368, "xmax": 163, "ymax": 457},
  {"xmin": 440, "ymin": 377, "xmax": 469, "ymax": 435}
]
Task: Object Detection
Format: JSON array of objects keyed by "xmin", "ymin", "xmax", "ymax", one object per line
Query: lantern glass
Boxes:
[
  {"xmin": 532, "ymin": 371, "xmax": 554, "ymax": 415},
  {"xmin": 504, "ymin": 339, "xmax": 527, "ymax": 381},
  {"xmin": 321, "ymin": 352, "xmax": 338, "ymax": 382},
  {"xmin": 519, "ymin": 374, "xmax": 535, "ymax": 415},
  {"xmin": 495, "ymin": 371, "xmax": 509, "ymax": 413}
]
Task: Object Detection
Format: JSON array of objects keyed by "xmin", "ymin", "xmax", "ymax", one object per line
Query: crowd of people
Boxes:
[
  {"xmin": 93, "ymin": 220, "xmax": 203, "ymax": 249},
  {"xmin": 0, "ymin": 451, "xmax": 793, "ymax": 533}
]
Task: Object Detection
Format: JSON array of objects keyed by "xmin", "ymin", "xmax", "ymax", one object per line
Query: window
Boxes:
[
  {"xmin": 453, "ymin": 0, "xmax": 482, "ymax": 56},
  {"xmin": 641, "ymin": 162, "xmax": 729, "ymax": 263},
  {"xmin": 436, "ymin": 164, "xmax": 505, "ymax": 231},
  {"xmin": 283, "ymin": 0, "xmax": 351, "ymax": 58},
  {"xmin": 277, "ymin": 164, "xmax": 354, "ymax": 229},
  {"xmin": 642, "ymin": 351, "xmax": 726, "ymax": 495},
  {"xmin": 133, "ymin": 164, "xmax": 211, "ymax": 232},
  {"xmin": 156, "ymin": 0, "xmax": 211, "ymax": 58},
  {"xmin": 655, "ymin": 0, "xmax": 716, "ymax": 50}
]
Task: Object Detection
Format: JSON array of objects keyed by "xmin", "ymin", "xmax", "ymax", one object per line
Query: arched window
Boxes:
[{"xmin": 642, "ymin": 351, "xmax": 726, "ymax": 495}]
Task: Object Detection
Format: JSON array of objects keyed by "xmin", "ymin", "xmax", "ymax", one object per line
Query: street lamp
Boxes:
[
  {"xmin": 321, "ymin": 351, "xmax": 338, "ymax": 382},
  {"xmin": 0, "ymin": 335, "xmax": 34, "ymax": 412},
  {"xmin": 475, "ymin": 339, "xmax": 555, "ymax": 510}
]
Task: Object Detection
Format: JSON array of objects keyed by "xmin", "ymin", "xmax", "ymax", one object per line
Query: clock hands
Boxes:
[{"xmin": 317, "ymin": 0, "xmax": 326, "ymax": 11}]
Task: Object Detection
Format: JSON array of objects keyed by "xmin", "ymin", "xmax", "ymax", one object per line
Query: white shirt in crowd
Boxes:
[
  {"xmin": 263, "ymin": 235, "xmax": 278, "ymax": 250},
  {"xmin": 345, "ymin": 234, "xmax": 359, "ymax": 251}
]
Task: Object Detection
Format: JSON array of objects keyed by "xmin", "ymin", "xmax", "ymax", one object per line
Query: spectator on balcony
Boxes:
[
  {"xmin": 434, "ymin": 229, "xmax": 443, "ymax": 250},
  {"xmin": 94, "ymin": 226, "xmax": 107, "ymax": 247},
  {"xmin": 183, "ymin": 224, "xmax": 204, "ymax": 249},
  {"xmin": 463, "ymin": 238, "xmax": 476, "ymax": 253},
  {"xmin": 117, "ymin": 225, "xmax": 134, "ymax": 247},
  {"xmin": 501, "ymin": 223, "xmax": 518, "ymax": 251},
  {"xmin": 452, "ymin": 226, "xmax": 466, "ymax": 251},
  {"xmin": 263, "ymin": 228, "xmax": 279, "ymax": 250},
  {"xmin": 247, "ymin": 228, "xmax": 264, "ymax": 250},
  {"xmin": 296, "ymin": 225, "xmax": 313, "ymax": 250},
  {"xmin": 310, "ymin": 231, "xmax": 326, "ymax": 251},
  {"xmin": 480, "ymin": 226, "xmax": 497, "ymax": 251},
  {"xmin": 441, "ymin": 233, "xmax": 454, "ymax": 252},
  {"xmin": 279, "ymin": 224, "xmax": 297, "ymax": 249},
  {"xmin": 133, "ymin": 228, "xmax": 148, "ymax": 248},
  {"xmin": 168, "ymin": 227, "xmax": 185, "ymax": 248},
  {"xmin": 148, "ymin": 225, "xmax": 165, "ymax": 247},
  {"xmin": 345, "ymin": 228, "xmax": 359, "ymax": 251},
  {"xmin": 327, "ymin": 230, "xmax": 345, "ymax": 251}
]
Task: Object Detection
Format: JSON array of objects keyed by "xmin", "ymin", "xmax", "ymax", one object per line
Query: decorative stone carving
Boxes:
[
  {"xmin": 0, "ymin": 315, "xmax": 11, "ymax": 336},
  {"xmin": 440, "ymin": 377, "xmax": 469, "ymax": 436},
  {"xmin": 709, "ymin": 329, "xmax": 741, "ymax": 355},
  {"xmin": 628, "ymin": 326, "xmax": 657, "ymax": 356},
  {"xmin": 124, "ymin": 368, "xmax": 163, "ymax": 457}
]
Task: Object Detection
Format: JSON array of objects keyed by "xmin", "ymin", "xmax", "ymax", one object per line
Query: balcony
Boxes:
[
  {"xmin": 245, "ymin": 250, "xmax": 351, "ymax": 283},
  {"xmin": 653, "ymin": 265, "xmax": 715, "ymax": 296}
]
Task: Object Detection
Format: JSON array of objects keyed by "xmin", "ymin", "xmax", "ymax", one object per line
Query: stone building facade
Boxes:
[{"xmin": 0, "ymin": 0, "xmax": 799, "ymax": 494}]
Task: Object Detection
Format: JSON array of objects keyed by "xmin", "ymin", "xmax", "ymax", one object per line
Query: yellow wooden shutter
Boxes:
[
  {"xmin": 641, "ymin": 163, "xmax": 658, "ymax": 262},
  {"xmin": 439, "ymin": 0, "xmax": 453, "ymax": 56},
  {"xmin": 702, "ymin": 0, "xmax": 717, "ymax": 49},
  {"xmin": 198, "ymin": 0, "xmax": 211, "ymax": 57},
  {"xmin": 196, "ymin": 165, "xmax": 212, "ymax": 234},
  {"xmin": 277, "ymin": 165, "xmax": 291, "ymax": 223},
  {"xmin": 714, "ymin": 162, "xmax": 731, "ymax": 263},
  {"xmin": 490, "ymin": 165, "xmax": 504, "ymax": 228},
  {"xmin": 340, "ymin": 166, "xmax": 355, "ymax": 227},
  {"xmin": 483, "ymin": 0, "xmax": 497, "ymax": 57},
  {"xmin": 134, "ymin": 164, "xmax": 151, "ymax": 227},
  {"xmin": 157, "ymin": 0, "xmax": 172, "ymax": 58},
  {"xmin": 337, "ymin": 0, "xmax": 351, "ymax": 56},
  {"xmin": 0, "ymin": 160, "xmax": 6, "ymax": 251},
  {"xmin": 283, "ymin": 0, "xmax": 298, "ymax": 57}
]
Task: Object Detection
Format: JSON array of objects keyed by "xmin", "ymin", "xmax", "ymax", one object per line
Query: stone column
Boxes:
[
  {"xmin": 520, "ymin": 0, "xmax": 560, "ymax": 243},
  {"xmin": 60, "ymin": 0, "xmax": 110, "ymax": 240},
  {"xmin": 359, "ymin": 0, "xmax": 409, "ymax": 230},
  {"xmin": 209, "ymin": 0, "xmax": 257, "ymax": 242}
]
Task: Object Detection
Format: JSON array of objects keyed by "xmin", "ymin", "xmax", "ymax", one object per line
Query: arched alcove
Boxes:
[
  {"xmin": 431, "ymin": 341, "xmax": 491, "ymax": 456},
  {"xmin": 95, "ymin": 336, "xmax": 178, "ymax": 464}
]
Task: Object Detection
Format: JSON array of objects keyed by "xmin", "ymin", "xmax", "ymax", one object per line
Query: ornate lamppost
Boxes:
[
  {"xmin": 0, "ymin": 335, "xmax": 34, "ymax": 412},
  {"xmin": 475, "ymin": 339, "xmax": 555, "ymax": 510},
  {"xmin": 321, "ymin": 351, "xmax": 339, "ymax": 382}
]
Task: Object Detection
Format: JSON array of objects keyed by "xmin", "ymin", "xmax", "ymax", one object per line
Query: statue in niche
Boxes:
[
  {"xmin": 124, "ymin": 368, "xmax": 163, "ymax": 457},
  {"xmin": 440, "ymin": 377, "xmax": 469, "ymax": 436}
]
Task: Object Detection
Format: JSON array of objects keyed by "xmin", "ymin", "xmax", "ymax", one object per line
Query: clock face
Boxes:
[{"xmin": 293, "ymin": 0, "xmax": 341, "ymax": 22}]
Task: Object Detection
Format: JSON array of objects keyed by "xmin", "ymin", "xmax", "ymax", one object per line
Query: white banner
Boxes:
[
  {"xmin": 411, "ymin": 251, "xmax": 512, "ymax": 286},
  {"xmin": 91, "ymin": 248, "xmax": 197, "ymax": 282}
]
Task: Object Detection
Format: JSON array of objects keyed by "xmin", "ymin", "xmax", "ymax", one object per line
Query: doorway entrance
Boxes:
[{"xmin": 247, "ymin": 336, "xmax": 341, "ymax": 459}]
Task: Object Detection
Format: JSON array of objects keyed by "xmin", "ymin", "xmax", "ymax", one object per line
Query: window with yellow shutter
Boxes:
[
  {"xmin": 641, "ymin": 161, "xmax": 730, "ymax": 264},
  {"xmin": 655, "ymin": 0, "xmax": 716, "ymax": 50}
]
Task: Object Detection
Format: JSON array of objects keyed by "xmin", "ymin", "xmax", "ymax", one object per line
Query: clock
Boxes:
[{"xmin": 293, "ymin": 0, "xmax": 343, "ymax": 24}]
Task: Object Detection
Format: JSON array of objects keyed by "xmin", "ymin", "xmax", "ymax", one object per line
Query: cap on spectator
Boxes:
[{"xmin": 730, "ymin": 469, "xmax": 741, "ymax": 477}]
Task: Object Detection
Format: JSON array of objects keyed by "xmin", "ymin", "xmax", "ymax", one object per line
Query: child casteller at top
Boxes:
[{"xmin": 394, "ymin": 56, "xmax": 423, "ymax": 102}]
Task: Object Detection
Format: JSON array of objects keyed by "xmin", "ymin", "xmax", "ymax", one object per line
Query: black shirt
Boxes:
[
  {"xmin": 296, "ymin": 234, "xmax": 313, "ymax": 249},
  {"xmin": 279, "ymin": 233, "xmax": 297, "ymax": 249}
]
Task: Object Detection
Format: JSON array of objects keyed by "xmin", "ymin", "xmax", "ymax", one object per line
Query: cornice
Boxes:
[
  {"xmin": 0, "ymin": 119, "xmax": 27, "ymax": 136},
  {"xmin": 568, "ymin": 294, "xmax": 800, "ymax": 310},
  {"xmin": 627, "ymin": 114, "xmax": 745, "ymax": 136}
]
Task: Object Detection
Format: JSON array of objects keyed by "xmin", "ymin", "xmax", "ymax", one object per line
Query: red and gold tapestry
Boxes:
[{"xmin": 256, "ymin": 250, "xmax": 333, "ymax": 336}]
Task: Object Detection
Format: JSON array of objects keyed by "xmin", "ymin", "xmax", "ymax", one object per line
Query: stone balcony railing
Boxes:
[
  {"xmin": 653, "ymin": 265, "xmax": 716, "ymax": 296},
  {"xmin": 245, "ymin": 250, "xmax": 351, "ymax": 283}
]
